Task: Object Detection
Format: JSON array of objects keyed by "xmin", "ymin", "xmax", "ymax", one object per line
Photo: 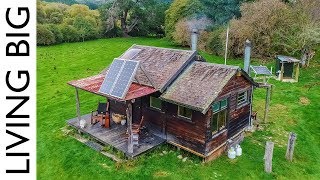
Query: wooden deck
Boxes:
[{"xmin": 67, "ymin": 114, "xmax": 165, "ymax": 157}]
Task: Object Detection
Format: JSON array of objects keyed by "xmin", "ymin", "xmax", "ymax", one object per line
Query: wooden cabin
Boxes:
[{"xmin": 68, "ymin": 45, "xmax": 257, "ymax": 161}]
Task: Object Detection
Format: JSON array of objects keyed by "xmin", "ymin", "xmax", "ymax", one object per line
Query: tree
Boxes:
[
  {"xmin": 200, "ymin": 0, "xmax": 243, "ymax": 27},
  {"xmin": 60, "ymin": 24, "xmax": 80, "ymax": 42},
  {"xmin": 37, "ymin": 24, "xmax": 56, "ymax": 45},
  {"xmin": 165, "ymin": 0, "xmax": 203, "ymax": 39}
]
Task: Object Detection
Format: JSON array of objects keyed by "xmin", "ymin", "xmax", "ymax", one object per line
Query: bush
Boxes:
[
  {"xmin": 60, "ymin": 24, "xmax": 80, "ymax": 42},
  {"xmin": 172, "ymin": 18, "xmax": 210, "ymax": 51},
  {"xmin": 227, "ymin": 0, "xmax": 320, "ymax": 58},
  {"xmin": 47, "ymin": 24, "xmax": 64, "ymax": 43},
  {"xmin": 206, "ymin": 27, "xmax": 225, "ymax": 56},
  {"xmin": 37, "ymin": 24, "xmax": 55, "ymax": 45},
  {"xmin": 165, "ymin": 0, "xmax": 203, "ymax": 39}
]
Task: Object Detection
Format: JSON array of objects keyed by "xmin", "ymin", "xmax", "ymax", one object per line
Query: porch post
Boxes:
[
  {"xmin": 126, "ymin": 101, "xmax": 133, "ymax": 154},
  {"xmin": 280, "ymin": 62, "xmax": 284, "ymax": 81},
  {"xmin": 295, "ymin": 63, "xmax": 300, "ymax": 82},
  {"xmin": 75, "ymin": 88, "xmax": 81, "ymax": 125},
  {"xmin": 263, "ymin": 85, "xmax": 271, "ymax": 123}
]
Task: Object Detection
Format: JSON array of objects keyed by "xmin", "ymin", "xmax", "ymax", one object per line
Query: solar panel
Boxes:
[
  {"xmin": 250, "ymin": 65, "xmax": 272, "ymax": 76},
  {"xmin": 110, "ymin": 60, "xmax": 139, "ymax": 98},
  {"xmin": 99, "ymin": 59, "xmax": 139, "ymax": 99},
  {"xmin": 121, "ymin": 48, "xmax": 141, "ymax": 59},
  {"xmin": 99, "ymin": 59, "xmax": 125, "ymax": 95}
]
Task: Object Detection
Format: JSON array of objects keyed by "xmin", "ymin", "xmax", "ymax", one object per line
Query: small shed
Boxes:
[{"xmin": 275, "ymin": 55, "xmax": 300, "ymax": 82}]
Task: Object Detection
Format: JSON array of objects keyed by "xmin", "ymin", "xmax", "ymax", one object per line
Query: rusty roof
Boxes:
[
  {"xmin": 119, "ymin": 45, "xmax": 196, "ymax": 92},
  {"xmin": 160, "ymin": 62, "xmax": 241, "ymax": 114},
  {"xmin": 68, "ymin": 74, "xmax": 156, "ymax": 101}
]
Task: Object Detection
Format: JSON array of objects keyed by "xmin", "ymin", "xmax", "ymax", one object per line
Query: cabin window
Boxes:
[
  {"xmin": 150, "ymin": 96, "xmax": 161, "ymax": 110},
  {"xmin": 178, "ymin": 106, "xmax": 192, "ymax": 119},
  {"xmin": 237, "ymin": 91, "xmax": 248, "ymax": 106},
  {"xmin": 211, "ymin": 98, "xmax": 228, "ymax": 134},
  {"xmin": 212, "ymin": 98, "xmax": 228, "ymax": 113},
  {"xmin": 212, "ymin": 109, "xmax": 227, "ymax": 133}
]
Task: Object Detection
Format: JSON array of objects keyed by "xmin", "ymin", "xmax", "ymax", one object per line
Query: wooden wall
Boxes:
[
  {"xmin": 205, "ymin": 74, "xmax": 253, "ymax": 155},
  {"xmin": 107, "ymin": 73, "xmax": 254, "ymax": 158}
]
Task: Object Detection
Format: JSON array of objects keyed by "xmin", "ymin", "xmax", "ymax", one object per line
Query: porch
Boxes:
[{"xmin": 67, "ymin": 113, "xmax": 165, "ymax": 157}]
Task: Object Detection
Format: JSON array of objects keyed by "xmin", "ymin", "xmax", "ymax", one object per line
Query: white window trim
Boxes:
[{"xmin": 237, "ymin": 91, "xmax": 248, "ymax": 107}]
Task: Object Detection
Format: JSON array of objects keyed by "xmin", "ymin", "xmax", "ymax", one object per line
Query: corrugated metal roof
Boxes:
[
  {"xmin": 277, "ymin": 55, "xmax": 300, "ymax": 63},
  {"xmin": 120, "ymin": 45, "xmax": 196, "ymax": 92},
  {"xmin": 68, "ymin": 74, "xmax": 156, "ymax": 101},
  {"xmin": 160, "ymin": 62, "xmax": 240, "ymax": 114}
]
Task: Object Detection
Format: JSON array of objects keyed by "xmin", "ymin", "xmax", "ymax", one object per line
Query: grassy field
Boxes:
[{"xmin": 37, "ymin": 37, "xmax": 320, "ymax": 179}]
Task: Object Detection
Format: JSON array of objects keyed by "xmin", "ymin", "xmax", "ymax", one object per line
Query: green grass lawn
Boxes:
[{"xmin": 37, "ymin": 37, "xmax": 320, "ymax": 179}]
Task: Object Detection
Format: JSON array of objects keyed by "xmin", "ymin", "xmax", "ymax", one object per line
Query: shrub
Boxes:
[
  {"xmin": 206, "ymin": 27, "xmax": 225, "ymax": 56},
  {"xmin": 172, "ymin": 18, "xmax": 210, "ymax": 51},
  {"xmin": 165, "ymin": 0, "xmax": 203, "ymax": 39},
  {"xmin": 37, "ymin": 24, "xmax": 55, "ymax": 45},
  {"xmin": 60, "ymin": 24, "xmax": 80, "ymax": 42},
  {"xmin": 47, "ymin": 24, "xmax": 64, "ymax": 44},
  {"xmin": 226, "ymin": 0, "xmax": 320, "ymax": 58}
]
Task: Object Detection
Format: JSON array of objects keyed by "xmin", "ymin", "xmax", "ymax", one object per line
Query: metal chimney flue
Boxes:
[
  {"xmin": 191, "ymin": 28, "xmax": 198, "ymax": 51},
  {"xmin": 244, "ymin": 39, "xmax": 252, "ymax": 74}
]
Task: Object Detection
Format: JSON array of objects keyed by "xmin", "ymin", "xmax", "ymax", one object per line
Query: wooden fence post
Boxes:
[
  {"xmin": 286, "ymin": 132, "xmax": 297, "ymax": 161},
  {"xmin": 264, "ymin": 141, "xmax": 274, "ymax": 173},
  {"xmin": 126, "ymin": 102, "xmax": 133, "ymax": 155}
]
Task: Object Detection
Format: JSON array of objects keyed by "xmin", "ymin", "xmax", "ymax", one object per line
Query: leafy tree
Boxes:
[
  {"xmin": 103, "ymin": 0, "xmax": 168, "ymax": 37},
  {"xmin": 37, "ymin": 24, "xmax": 56, "ymax": 45},
  {"xmin": 60, "ymin": 24, "xmax": 80, "ymax": 42},
  {"xmin": 200, "ymin": 0, "xmax": 243, "ymax": 28},
  {"xmin": 165, "ymin": 0, "xmax": 203, "ymax": 39},
  {"xmin": 129, "ymin": 0, "xmax": 170, "ymax": 36},
  {"xmin": 47, "ymin": 24, "xmax": 64, "ymax": 43}
]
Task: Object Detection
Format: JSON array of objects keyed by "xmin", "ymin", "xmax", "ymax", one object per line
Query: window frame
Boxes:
[
  {"xmin": 211, "ymin": 98, "xmax": 228, "ymax": 135},
  {"xmin": 149, "ymin": 96, "xmax": 162, "ymax": 111},
  {"xmin": 211, "ymin": 108, "xmax": 227, "ymax": 135},
  {"xmin": 237, "ymin": 91, "xmax": 248, "ymax": 107},
  {"xmin": 177, "ymin": 105, "xmax": 192, "ymax": 120}
]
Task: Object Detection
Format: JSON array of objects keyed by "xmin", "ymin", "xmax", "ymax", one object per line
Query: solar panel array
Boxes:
[
  {"xmin": 250, "ymin": 65, "xmax": 272, "ymax": 76},
  {"xmin": 99, "ymin": 59, "xmax": 139, "ymax": 99}
]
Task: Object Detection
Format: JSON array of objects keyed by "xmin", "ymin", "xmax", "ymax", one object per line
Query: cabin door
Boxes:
[{"xmin": 132, "ymin": 98, "xmax": 143, "ymax": 123}]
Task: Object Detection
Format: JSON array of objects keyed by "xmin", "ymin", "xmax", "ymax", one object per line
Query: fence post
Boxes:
[
  {"xmin": 286, "ymin": 132, "xmax": 297, "ymax": 161},
  {"xmin": 264, "ymin": 141, "xmax": 274, "ymax": 173}
]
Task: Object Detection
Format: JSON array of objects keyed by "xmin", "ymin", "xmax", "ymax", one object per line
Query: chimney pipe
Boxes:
[
  {"xmin": 244, "ymin": 39, "xmax": 251, "ymax": 74},
  {"xmin": 191, "ymin": 29, "xmax": 198, "ymax": 51}
]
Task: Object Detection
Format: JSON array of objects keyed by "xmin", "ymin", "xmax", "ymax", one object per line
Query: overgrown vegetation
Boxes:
[
  {"xmin": 37, "ymin": 0, "xmax": 102, "ymax": 45},
  {"xmin": 100, "ymin": 0, "xmax": 170, "ymax": 37},
  {"xmin": 167, "ymin": 0, "xmax": 320, "ymax": 59},
  {"xmin": 37, "ymin": 38, "xmax": 320, "ymax": 179}
]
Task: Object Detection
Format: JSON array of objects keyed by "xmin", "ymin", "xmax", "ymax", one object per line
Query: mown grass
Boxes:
[{"xmin": 37, "ymin": 37, "xmax": 320, "ymax": 179}]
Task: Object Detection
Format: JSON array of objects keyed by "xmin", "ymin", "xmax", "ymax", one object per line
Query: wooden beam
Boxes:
[
  {"xmin": 264, "ymin": 141, "xmax": 274, "ymax": 173},
  {"xmin": 126, "ymin": 102, "xmax": 133, "ymax": 154},
  {"xmin": 286, "ymin": 132, "xmax": 297, "ymax": 161},
  {"xmin": 295, "ymin": 63, "xmax": 300, "ymax": 82},
  {"xmin": 280, "ymin": 62, "xmax": 284, "ymax": 81},
  {"xmin": 263, "ymin": 85, "xmax": 271, "ymax": 123},
  {"xmin": 75, "ymin": 88, "xmax": 81, "ymax": 124}
]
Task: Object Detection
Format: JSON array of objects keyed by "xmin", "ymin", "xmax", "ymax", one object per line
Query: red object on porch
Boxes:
[{"xmin": 68, "ymin": 74, "xmax": 156, "ymax": 100}]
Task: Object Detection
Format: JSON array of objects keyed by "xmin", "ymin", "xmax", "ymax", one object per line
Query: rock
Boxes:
[
  {"xmin": 182, "ymin": 157, "xmax": 187, "ymax": 162},
  {"xmin": 177, "ymin": 155, "xmax": 183, "ymax": 159}
]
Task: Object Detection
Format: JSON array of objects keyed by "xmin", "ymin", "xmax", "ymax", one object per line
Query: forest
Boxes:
[{"xmin": 37, "ymin": 0, "xmax": 320, "ymax": 59}]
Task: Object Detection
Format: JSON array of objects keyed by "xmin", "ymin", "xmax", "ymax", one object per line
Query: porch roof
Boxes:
[{"xmin": 68, "ymin": 74, "xmax": 156, "ymax": 101}]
